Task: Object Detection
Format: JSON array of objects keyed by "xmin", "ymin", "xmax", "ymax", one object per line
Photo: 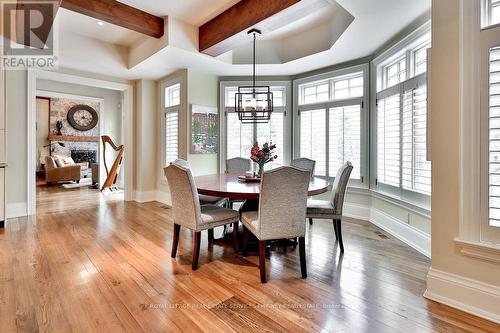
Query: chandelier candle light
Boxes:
[
  {"xmin": 235, "ymin": 28, "xmax": 273, "ymax": 123},
  {"xmin": 250, "ymin": 142, "xmax": 277, "ymax": 177}
]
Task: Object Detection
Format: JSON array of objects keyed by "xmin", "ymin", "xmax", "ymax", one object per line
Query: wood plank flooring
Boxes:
[{"xmin": 0, "ymin": 186, "xmax": 498, "ymax": 332}]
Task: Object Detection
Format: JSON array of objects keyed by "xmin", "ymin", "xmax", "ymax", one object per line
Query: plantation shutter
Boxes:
[
  {"xmin": 300, "ymin": 109, "xmax": 326, "ymax": 176},
  {"xmin": 165, "ymin": 111, "xmax": 179, "ymax": 164},
  {"xmin": 377, "ymin": 93, "xmax": 401, "ymax": 187}
]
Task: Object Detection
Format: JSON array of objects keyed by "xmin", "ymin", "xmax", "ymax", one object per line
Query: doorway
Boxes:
[{"xmin": 27, "ymin": 70, "xmax": 134, "ymax": 215}]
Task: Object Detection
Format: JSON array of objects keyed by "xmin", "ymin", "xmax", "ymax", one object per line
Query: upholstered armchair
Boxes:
[
  {"xmin": 164, "ymin": 164, "xmax": 239, "ymax": 270},
  {"xmin": 306, "ymin": 162, "xmax": 353, "ymax": 253},
  {"xmin": 240, "ymin": 166, "xmax": 311, "ymax": 283},
  {"xmin": 45, "ymin": 156, "xmax": 81, "ymax": 184},
  {"xmin": 225, "ymin": 157, "xmax": 251, "ymax": 174}
]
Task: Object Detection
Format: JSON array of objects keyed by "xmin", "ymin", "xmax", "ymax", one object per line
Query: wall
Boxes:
[
  {"xmin": 187, "ymin": 69, "xmax": 219, "ymax": 176},
  {"xmin": 36, "ymin": 98, "xmax": 49, "ymax": 171},
  {"xmin": 134, "ymin": 79, "xmax": 158, "ymax": 202},
  {"xmin": 424, "ymin": 0, "xmax": 500, "ymax": 323},
  {"xmin": 5, "ymin": 70, "xmax": 27, "ymax": 216}
]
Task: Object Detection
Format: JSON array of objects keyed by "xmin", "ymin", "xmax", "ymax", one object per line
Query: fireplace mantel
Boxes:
[{"xmin": 48, "ymin": 134, "xmax": 99, "ymax": 142}]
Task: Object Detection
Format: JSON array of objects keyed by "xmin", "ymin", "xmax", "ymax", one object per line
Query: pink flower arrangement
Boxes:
[{"xmin": 250, "ymin": 142, "xmax": 277, "ymax": 176}]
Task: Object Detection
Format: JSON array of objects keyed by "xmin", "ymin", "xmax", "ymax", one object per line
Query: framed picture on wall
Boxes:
[{"xmin": 190, "ymin": 104, "xmax": 218, "ymax": 154}]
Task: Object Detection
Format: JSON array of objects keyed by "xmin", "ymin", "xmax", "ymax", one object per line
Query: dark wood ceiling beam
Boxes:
[
  {"xmin": 199, "ymin": 0, "xmax": 301, "ymax": 56},
  {"xmin": 61, "ymin": 0, "xmax": 164, "ymax": 38}
]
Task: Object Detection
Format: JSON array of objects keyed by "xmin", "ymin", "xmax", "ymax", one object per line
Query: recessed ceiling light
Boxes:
[{"xmin": 97, "ymin": 21, "xmax": 104, "ymax": 26}]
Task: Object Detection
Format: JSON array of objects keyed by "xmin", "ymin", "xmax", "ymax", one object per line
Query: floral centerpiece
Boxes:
[{"xmin": 250, "ymin": 142, "xmax": 277, "ymax": 177}]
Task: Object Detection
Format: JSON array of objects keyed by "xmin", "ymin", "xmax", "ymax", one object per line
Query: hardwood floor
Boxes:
[{"xmin": 0, "ymin": 188, "xmax": 498, "ymax": 332}]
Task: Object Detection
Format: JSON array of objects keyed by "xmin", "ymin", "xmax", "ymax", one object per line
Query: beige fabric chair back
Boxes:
[
  {"xmin": 164, "ymin": 164, "xmax": 201, "ymax": 230},
  {"xmin": 226, "ymin": 157, "xmax": 251, "ymax": 174},
  {"xmin": 258, "ymin": 166, "xmax": 310, "ymax": 240},
  {"xmin": 172, "ymin": 159, "xmax": 191, "ymax": 169},
  {"xmin": 291, "ymin": 158, "xmax": 316, "ymax": 178},
  {"xmin": 330, "ymin": 162, "xmax": 353, "ymax": 216},
  {"xmin": 45, "ymin": 156, "xmax": 57, "ymax": 170}
]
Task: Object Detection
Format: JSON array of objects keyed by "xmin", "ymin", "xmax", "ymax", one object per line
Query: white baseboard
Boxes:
[
  {"xmin": 344, "ymin": 203, "xmax": 371, "ymax": 220},
  {"xmin": 425, "ymin": 268, "xmax": 500, "ymax": 324},
  {"xmin": 133, "ymin": 190, "xmax": 160, "ymax": 203},
  {"xmin": 133, "ymin": 190, "xmax": 171, "ymax": 206},
  {"xmin": 343, "ymin": 202, "xmax": 431, "ymax": 258},
  {"xmin": 370, "ymin": 208, "xmax": 431, "ymax": 257},
  {"xmin": 6, "ymin": 202, "xmax": 28, "ymax": 218}
]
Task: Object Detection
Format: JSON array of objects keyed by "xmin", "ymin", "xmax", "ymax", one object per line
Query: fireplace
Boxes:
[{"xmin": 71, "ymin": 150, "xmax": 97, "ymax": 164}]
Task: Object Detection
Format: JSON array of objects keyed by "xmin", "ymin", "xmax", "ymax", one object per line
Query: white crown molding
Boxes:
[{"xmin": 425, "ymin": 268, "xmax": 500, "ymax": 324}]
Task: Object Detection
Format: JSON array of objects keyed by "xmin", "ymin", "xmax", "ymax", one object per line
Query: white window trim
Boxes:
[
  {"xmin": 293, "ymin": 64, "xmax": 369, "ymax": 187},
  {"xmin": 160, "ymin": 77, "xmax": 182, "ymax": 183},
  {"xmin": 371, "ymin": 21, "xmax": 432, "ymax": 209},
  {"xmin": 457, "ymin": 0, "xmax": 500, "ymax": 255},
  {"xmin": 219, "ymin": 80, "xmax": 292, "ymax": 173}
]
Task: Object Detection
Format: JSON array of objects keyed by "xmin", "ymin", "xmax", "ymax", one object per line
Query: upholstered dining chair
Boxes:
[
  {"xmin": 240, "ymin": 166, "xmax": 311, "ymax": 283},
  {"xmin": 225, "ymin": 157, "xmax": 251, "ymax": 210},
  {"xmin": 291, "ymin": 158, "xmax": 316, "ymax": 178},
  {"xmin": 164, "ymin": 164, "xmax": 239, "ymax": 270},
  {"xmin": 172, "ymin": 159, "xmax": 229, "ymax": 242},
  {"xmin": 291, "ymin": 158, "xmax": 317, "ymax": 225},
  {"xmin": 226, "ymin": 157, "xmax": 251, "ymax": 174},
  {"xmin": 306, "ymin": 162, "xmax": 353, "ymax": 254}
]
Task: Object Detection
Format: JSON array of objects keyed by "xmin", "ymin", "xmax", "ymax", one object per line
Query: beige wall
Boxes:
[
  {"xmin": 424, "ymin": 0, "xmax": 500, "ymax": 322},
  {"xmin": 135, "ymin": 79, "xmax": 158, "ymax": 193},
  {"xmin": 187, "ymin": 69, "xmax": 219, "ymax": 176},
  {"xmin": 36, "ymin": 98, "xmax": 49, "ymax": 171},
  {"xmin": 6, "ymin": 70, "xmax": 27, "ymax": 205}
]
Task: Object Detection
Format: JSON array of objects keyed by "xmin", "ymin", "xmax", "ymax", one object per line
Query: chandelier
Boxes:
[{"xmin": 235, "ymin": 28, "xmax": 273, "ymax": 124}]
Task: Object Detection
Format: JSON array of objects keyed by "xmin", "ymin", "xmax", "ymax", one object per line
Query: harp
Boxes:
[{"xmin": 101, "ymin": 135, "xmax": 124, "ymax": 192}]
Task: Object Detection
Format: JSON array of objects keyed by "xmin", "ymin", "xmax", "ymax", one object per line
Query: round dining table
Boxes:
[{"xmin": 195, "ymin": 173, "xmax": 330, "ymax": 200}]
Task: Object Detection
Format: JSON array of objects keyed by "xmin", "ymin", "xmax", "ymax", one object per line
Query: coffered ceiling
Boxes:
[{"xmin": 52, "ymin": 0, "xmax": 431, "ymax": 80}]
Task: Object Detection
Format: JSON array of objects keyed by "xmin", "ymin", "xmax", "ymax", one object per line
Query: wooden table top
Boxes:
[{"xmin": 195, "ymin": 173, "xmax": 329, "ymax": 200}]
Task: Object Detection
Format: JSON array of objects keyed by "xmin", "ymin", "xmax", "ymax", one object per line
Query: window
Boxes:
[
  {"xmin": 486, "ymin": 45, "xmax": 500, "ymax": 239},
  {"xmin": 161, "ymin": 80, "xmax": 181, "ymax": 166},
  {"xmin": 375, "ymin": 29, "xmax": 431, "ymax": 198},
  {"xmin": 329, "ymin": 106, "xmax": 361, "ymax": 179},
  {"xmin": 299, "ymin": 72, "xmax": 364, "ymax": 105},
  {"xmin": 165, "ymin": 83, "xmax": 180, "ymax": 107},
  {"xmin": 484, "ymin": 0, "xmax": 500, "ymax": 27},
  {"xmin": 296, "ymin": 67, "xmax": 367, "ymax": 183},
  {"xmin": 222, "ymin": 83, "xmax": 289, "ymax": 171},
  {"xmin": 377, "ymin": 94, "xmax": 401, "ymax": 187},
  {"xmin": 300, "ymin": 109, "xmax": 327, "ymax": 176},
  {"xmin": 385, "ymin": 57, "xmax": 406, "ymax": 89},
  {"xmin": 165, "ymin": 111, "xmax": 179, "ymax": 164}
]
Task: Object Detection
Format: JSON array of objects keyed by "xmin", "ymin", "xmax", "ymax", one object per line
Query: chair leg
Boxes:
[
  {"xmin": 259, "ymin": 240, "xmax": 266, "ymax": 283},
  {"xmin": 192, "ymin": 231, "xmax": 201, "ymax": 270},
  {"xmin": 171, "ymin": 224, "xmax": 181, "ymax": 258},
  {"xmin": 232, "ymin": 222, "xmax": 239, "ymax": 253},
  {"xmin": 208, "ymin": 228, "xmax": 214, "ymax": 243},
  {"xmin": 336, "ymin": 220, "xmax": 344, "ymax": 254},
  {"xmin": 298, "ymin": 236, "xmax": 307, "ymax": 278},
  {"xmin": 308, "ymin": 218, "xmax": 313, "ymax": 225},
  {"xmin": 333, "ymin": 219, "xmax": 339, "ymax": 240},
  {"xmin": 242, "ymin": 225, "xmax": 249, "ymax": 257}
]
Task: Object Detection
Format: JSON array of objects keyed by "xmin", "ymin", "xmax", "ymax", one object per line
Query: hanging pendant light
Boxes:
[{"xmin": 235, "ymin": 28, "xmax": 273, "ymax": 124}]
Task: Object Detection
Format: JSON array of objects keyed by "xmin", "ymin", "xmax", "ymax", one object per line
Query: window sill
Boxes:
[
  {"xmin": 454, "ymin": 238, "xmax": 500, "ymax": 264},
  {"xmin": 370, "ymin": 189, "xmax": 431, "ymax": 219}
]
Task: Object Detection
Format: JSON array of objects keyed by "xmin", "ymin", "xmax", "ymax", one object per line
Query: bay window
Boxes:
[
  {"xmin": 220, "ymin": 81, "xmax": 291, "ymax": 172},
  {"xmin": 374, "ymin": 25, "xmax": 431, "ymax": 203},
  {"xmin": 295, "ymin": 65, "xmax": 368, "ymax": 185}
]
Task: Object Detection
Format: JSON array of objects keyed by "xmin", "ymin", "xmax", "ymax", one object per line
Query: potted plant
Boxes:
[{"xmin": 250, "ymin": 142, "xmax": 277, "ymax": 177}]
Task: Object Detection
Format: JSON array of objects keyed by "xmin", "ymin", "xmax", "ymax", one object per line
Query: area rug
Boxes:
[{"xmin": 61, "ymin": 178, "xmax": 93, "ymax": 189}]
